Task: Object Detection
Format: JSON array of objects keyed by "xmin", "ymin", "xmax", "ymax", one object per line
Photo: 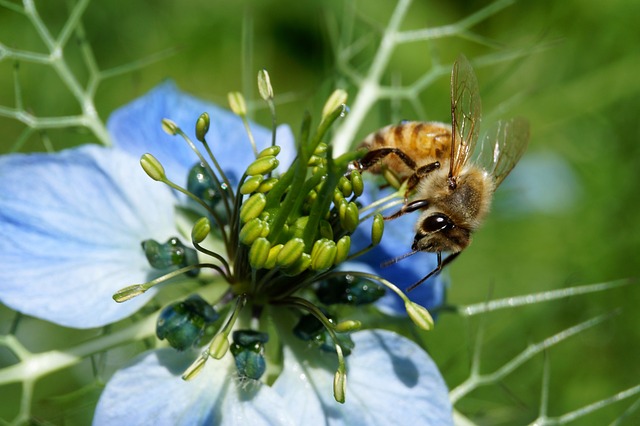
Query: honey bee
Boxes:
[{"xmin": 354, "ymin": 54, "xmax": 530, "ymax": 291}]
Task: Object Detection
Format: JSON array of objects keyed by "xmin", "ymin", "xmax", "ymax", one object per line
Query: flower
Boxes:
[{"xmin": 0, "ymin": 82, "xmax": 452, "ymax": 424}]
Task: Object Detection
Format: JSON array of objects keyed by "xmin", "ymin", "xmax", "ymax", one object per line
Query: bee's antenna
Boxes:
[{"xmin": 381, "ymin": 250, "xmax": 419, "ymax": 267}]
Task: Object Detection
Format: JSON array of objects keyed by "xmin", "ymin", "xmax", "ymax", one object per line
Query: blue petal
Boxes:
[
  {"xmin": 94, "ymin": 348, "xmax": 302, "ymax": 426},
  {"xmin": 349, "ymin": 184, "xmax": 447, "ymax": 314},
  {"xmin": 0, "ymin": 145, "xmax": 178, "ymax": 328},
  {"xmin": 274, "ymin": 329, "xmax": 453, "ymax": 425},
  {"xmin": 107, "ymin": 81, "xmax": 295, "ymax": 188}
]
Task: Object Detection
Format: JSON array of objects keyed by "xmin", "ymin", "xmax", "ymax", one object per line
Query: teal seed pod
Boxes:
[
  {"xmin": 142, "ymin": 237, "xmax": 199, "ymax": 276},
  {"xmin": 258, "ymin": 177, "xmax": 279, "ymax": 193},
  {"xmin": 191, "ymin": 217, "xmax": 211, "ymax": 244},
  {"xmin": 341, "ymin": 202, "xmax": 360, "ymax": 233},
  {"xmin": 350, "ymin": 170, "xmax": 364, "ymax": 197},
  {"xmin": 276, "ymin": 238, "xmax": 305, "ymax": 268},
  {"xmin": 246, "ymin": 156, "xmax": 279, "ymax": 176},
  {"xmin": 240, "ymin": 193, "xmax": 267, "ymax": 223},
  {"xmin": 240, "ymin": 175, "xmax": 264, "ymax": 195},
  {"xmin": 334, "ymin": 235, "xmax": 351, "ymax": 265},
  {"xmin": 195, "ymin": 112, "xmax": 210, "ymax": 142},
  {"xmin": 239, "ymin": 218, "xmax": 265, "ymax": 245},
  {"xmin": 231, "ymin": 330, "xmax": 269, "ymax": 380},
  {"xmin": 310, "ymin": 238, "xmax": 337, "ymax": 272},
  {"xmin": 249, "ymin": 237, "xmax": 271, "ymax": 269},
  {"xmin": 140, "ymin": 153, "xmax": 165, "ymax": 181},
  {"xmin": 372, "ymin": 214, "xmax": 384, "ymax": 246},
  {"xmin": 156, "ymin": 295, "xmax": 219, "ymax": 351},
  {"xmin": 283, "ymin": 253, "xmax": 311, "ymax": 276},
  {"xmin": 264, "ymin": 244, "xmax": 283, "ymax": 269},
  {"xmin": 257, "ymin": 145, "xmax": 281, "ymax": 158}
]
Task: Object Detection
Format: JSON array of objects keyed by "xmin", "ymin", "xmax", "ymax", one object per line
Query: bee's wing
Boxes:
[
  {"xmin": 449, "ymin": 54, "xmax": 482, "ymax": 180},
  {"xmin": 475, "ymin": 117, "xmax": 530, "ymax": 188}
]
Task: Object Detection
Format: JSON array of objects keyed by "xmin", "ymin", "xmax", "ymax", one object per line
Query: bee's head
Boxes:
[{"xmin": 412, "ymin": 212, "xmax": 471, "ymax": 254}]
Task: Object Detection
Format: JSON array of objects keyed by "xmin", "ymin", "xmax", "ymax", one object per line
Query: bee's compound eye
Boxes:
[{"xmin": 421, "ymin": 213, "xmax": 453, "ymax": 233}]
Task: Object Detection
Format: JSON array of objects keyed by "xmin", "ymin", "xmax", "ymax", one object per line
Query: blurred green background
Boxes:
[{"xmin": 1, "ymin": 0, "xmax": 640, "ymax": 424}]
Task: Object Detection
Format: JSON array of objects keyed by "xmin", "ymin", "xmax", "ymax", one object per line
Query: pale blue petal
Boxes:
[
  {"xmin": 274, "ymin": 330, "xmax": 453, "ymax": 425},
  {"xmin": 0, "ymin": 145, "xmax": 178, "ymax": 328},
  {"xmin": 94, "ymin": 348, "xmax": 300, "ymax": 426},
  {"xmin": 350, "ymin": 183, "xmax": 447, "ymax": 314},
  {"xmin": 107, "ymin": 81, "xmax": 295, "ymax": 188}
]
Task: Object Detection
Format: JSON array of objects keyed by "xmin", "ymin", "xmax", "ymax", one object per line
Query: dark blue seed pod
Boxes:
[
  {"xmin": 187, "ymin": 163, "xmax": 232, "ymax": 221},
  {"xmin": 292, "ymin": 312, "xmax": 326, "ymax": 341},
  {"xmin": 141, "ymin": 237, "xmax": 199, "ymax": 277},
  {"xmin": 230, "ymin": 330, "xmax": 269, "ymax": 380},
  {"xmin": 316, "ymin": 274, "xmax": 385, "ymax": 306},
  {"xmin": 156, "ymin": 295, "xmax": 219, "ymax": 351}
]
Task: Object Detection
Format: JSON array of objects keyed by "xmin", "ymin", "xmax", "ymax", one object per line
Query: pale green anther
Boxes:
[
  {"xmin": 333, "ymin": 368, "xmax": 347, "ymax": 404},
  {"xmin": 264, "ymin": 244, "xmax": 283, "ymax": 269},
  {"xmin": 260, "ymin": 221, "xmax": 270, "ymax": 237},
  {"xmin": 239, "ymin": 218, "xmax": 265, "ymax": 245},
  {"xmin": 113, "ymin": 284, "xmax": 146, "ymax": 303},
  {"xmin": 258, "ymin": 177, "xmax": 279, "ymax": 193},
  {"xmin": 405, "ymin": 302, "xmax": 434, "ymax": 331},
  {"xmin": 283, "ymin": 253, "xmax": 311, "ymax": 276},
  {"xmin": 319, "ymin": 220, "xmax": 333, "ymax": 240},
  {"xmin": 305, "ymin": 189, "xmax": 318, "ymax": 206},
  {"xmin": 314, "ymin": 143, "xmax": 328, "ymax": 156},
  {"xmin": 333, "ymin": 188, "xmax": 345, "ymax": 206},
  {"xmin": 372, "ymin": 214, "xmax": 384, "ymax": 246},
  {"xmin": 249, "ymin": 237, "xmax": 271, "ymax": 269},
  {"xmin": 257, "ymin": 145, "xmax": 281, "ymax": 158},
  {"xmin": 338, "ymin": 198, "xmax": 348, "ymax": 222},
  {"xmin": 307, "ymin": 155, "xmax": 323, "ymax": 167},
  {"xmin": 240, "ymin": 175, "xmax": 264, "ymax": 195},
  {"xmin": 339, "ymin": 176, "xmax": 353, "ymax": 197},
  {"xmin": 140, "ymin": 153, "xmax": 166, "ymax": 181},
  {"xmin": 310, "ymin": 239, "xmax": 337, "ymax": 272},
  {"xmin": 182, "ymin": 353, "xmax": 208, "ymax": 381},
  {"xmin": 350, "ymin": 170, "xmax": 364, "ymax": 197},
  {"xmin": 246, "ymin": 156, "xmax": 279, "ymax": 176},
  {"xmin": 192, "ymin": 217, "xmax": 211, "ymax": 243},
  {"xmin": 210, "ymin": 333, "xmax": 230, "ymax": 359},
  {"xmin": 196, "ymin": 112, "xmax": 210, "ymax": 142},
  {"xmin": 342, "ymin": 202, "xmax": 360, "ymax": 233},
  {"xmin": 334, "ymin": 320, "xmax": 361, "ymax": 333},
  {"xmin": 161, "ymin": 118, "xmax": 179, "ymax": 135},
  {"xmin": 276, "ymin": 238, "xmax": 305, "ymax": 268},
  {"xmin": 322, "ymin": 89, "xmax": 348, "ymax": 122},
  {"xmin": 228, "ymin": 91, "xmax": 247, "ymax": 116},
  {"xmin": 240, "ymin": 193, "xmax": 267, "ymax": 223},
  {"xmin": 334, "ymin": 236, "xmax": 351, "ymax": 265},
  {"xmin": 257, "ymin": 69, "xmax": 274, "ymax": 100}
]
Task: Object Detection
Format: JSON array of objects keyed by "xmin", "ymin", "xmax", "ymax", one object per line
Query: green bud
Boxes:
[
  {"xmin": 240, "ymin": 193, "xmax": 267, "ymax": 223},
  {"xmin": 322, "ymin": 89, "xmax": 348, "ymax": 122},
  {"xmin": 195, "ymin": 112, "xmax": 210, "ymax": 142},
  {"xmin": 341, "ymin": 202, "xmax": 360, "ymax": 233},
  {"xmin": 334, "ymin": 320, "xmax": 362, "ymax": 333},
  {"xmin": 310, "ymin": 238, "xmax": 337, "ymax": 272},
  {"xmin": 191, "ymin": 217, "xmax": 211, "ymax": 244},
  {"xmin": 350, "ymin": 170, "xmax": 364, "ymax": 197},
  {"xmin": 334, "ymin": 188, "xmax": 345, "ymax": 207},
  {"xmin": 210, "ymin": 333, "xmax": 230, "ymax": 359},
  {"xmin": 257, "ymin": 69, "xmax": 274, "ymax": 100},
  {"xmin": 289, "ymin": 216, "xmax": 309, "ymax": 239},
  {"xmin": 228, "ymin": 91, "xmax": 247, "ymax": 116},
  {"xmin": 240, "ymin": 175, "xmax": 264, "ymax": 195},
  {"xmin": 246, "ymin": 156, "xmax": 279, "ymax": 176},
  {"xmin": 372, "ymin": 214, "xmax": 384, "ymax": 246},
  {"xmin": 333, "ymin": 368, "xmax": 347, "ymax": 404},
  {"xmin": 334, "ymin": 236, "xmax": 351, "ymax": 265},
  {"xmin": 239, "ymin": 218, "xmax": 266, "ymax": 245},
  {"xmin": 276, "ymin": 238, "xmax": 305, "ymax": 268},
  {"xmin": 249, "ymin": 237, "xmax": 271, "ymax": 269},
  {"xmin": 258, "ymin": 177, "xmax": 279, "ymax": 193},
  {"xmin": 305, "ymin": 189, "xmax": 318, "ymax": 207},
  {"xmin": 319, "ymin": 220, "xmax": 333, "ymax": 240},
  {"xmin": 140, "ymin": 153, "xmax": 166, "ymax": 181},
  {"xmin": 264, "ymin": 244, "xmax": 283, "ymax": 269},
  {"xmin": 113, "ymin": 284, "xmax": 145, "ymax": 303},
  {"xmin": 257, "ymin": 145, "xmax": 281, "ymax": 158},
  {"xmin": 338, "ymin": 176, "xmax": 352, "ymax": 197},
  {"xmin": 307, "ymin": 155, "xmax": 324, "ymax": 167},
  {"xmin": 405, "ymin": 301, "xmax": 434, "ymax": 331},
  {"xmin": 314, "ymin": 142, "xmax": 328, "ymax": 156},
  {"xmin": 161, "ymin": 118, "xmax": 179, "ymax": 135},
  {"xmin": 283, "ymin": 253, "xmax": 311, "ymax": 276}
]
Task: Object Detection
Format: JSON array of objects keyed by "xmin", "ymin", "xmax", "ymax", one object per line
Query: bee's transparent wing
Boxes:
[
  {"xmin": 450, "ymin": 54, "xmax": 482, "ymax": 180},
  {"xmin": 475, "ymin": 117, "xmax": 530, "ymax": 188}
]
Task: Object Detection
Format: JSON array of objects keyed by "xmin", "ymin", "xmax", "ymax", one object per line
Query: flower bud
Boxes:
[
  {"xmin": 257, "ymin": 69, "xmax": 274, "ymax": 100},
  {"xmin": 240, "ymin": 175, "xmax": 264, "ymax": 195},
  {"xmin": 227, "ymin": 91, "xmax": 247, "ymax": 116},
  {"xmin": 341, "ymin": 202, "xmax": 360, "ymax": 233},
  {"xmin": 349, "ymin": 170, "xmax": 364, "ymax": 197},
  {"xmin": 322, "ymin": 89, "xmax": 348, "ymax": 122},
  {"xmin": 319, "ymin": 220, "xmax": 333, "ymax": 240},
  {"xmin": 334, "ymin": 320, "xmax": 361, "ymax": 333},
  {"xmin": 405, "ymin": 301, "xmax": 434, "ymax": 331},
  {"xmin": 334, "ymin": 236, "xmax": 351, "ymax": 265},
  {"xmin": 338, "ymin": 176, "xmax": 353, "ymax": 197},
  {"xmin": 264, "ymin": 244, "xmax": 283, "ymax": 269},
  {"xmin": 258, "ymin": 177, "xmax": 279, "ymax": 193},
  {"xmin": 246, "ymin": 156, "xmax": 279, "ymax": 176},
  {"xmin": 240, "ymin": 193, "xmax": 267, "ymax": 223},
  {"xmin": 239, "ymin": 218, "xmax": 266, "ymax": 245},
  {"xmin": 140, "ymin": 153, "xmax": 165, "ymax": 181},
  {"xmin": 283, "ymin": 253, "xmax": 311, "ymax": 276},
  {"xmin": 248, "ymin": 237, "xmax": 271, "ymax": 269},
  {"xmin": 191, "ymin": 217, "xmax": 211, "ymax": 244},
  {"xmin": 195, "ymin": 112, "xmax": 210, "ymax": 142},
  {"xmin": 372, "ymin": 214, "xmax": 384, "ymax": 246},
  {"xmin": 276, "ymin": 238, "xmax": 305, "ymax": 268},
  {"xmin": 161, "ymin": 118, "xmax": 179, "ymax": 135},
  {"xmin": 257, "ymin": 145, "xmax": 281, "ymax": 158},
  {"xmin": 310, "ymin": 238, "xmax": 337, "ymax": 272}
]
